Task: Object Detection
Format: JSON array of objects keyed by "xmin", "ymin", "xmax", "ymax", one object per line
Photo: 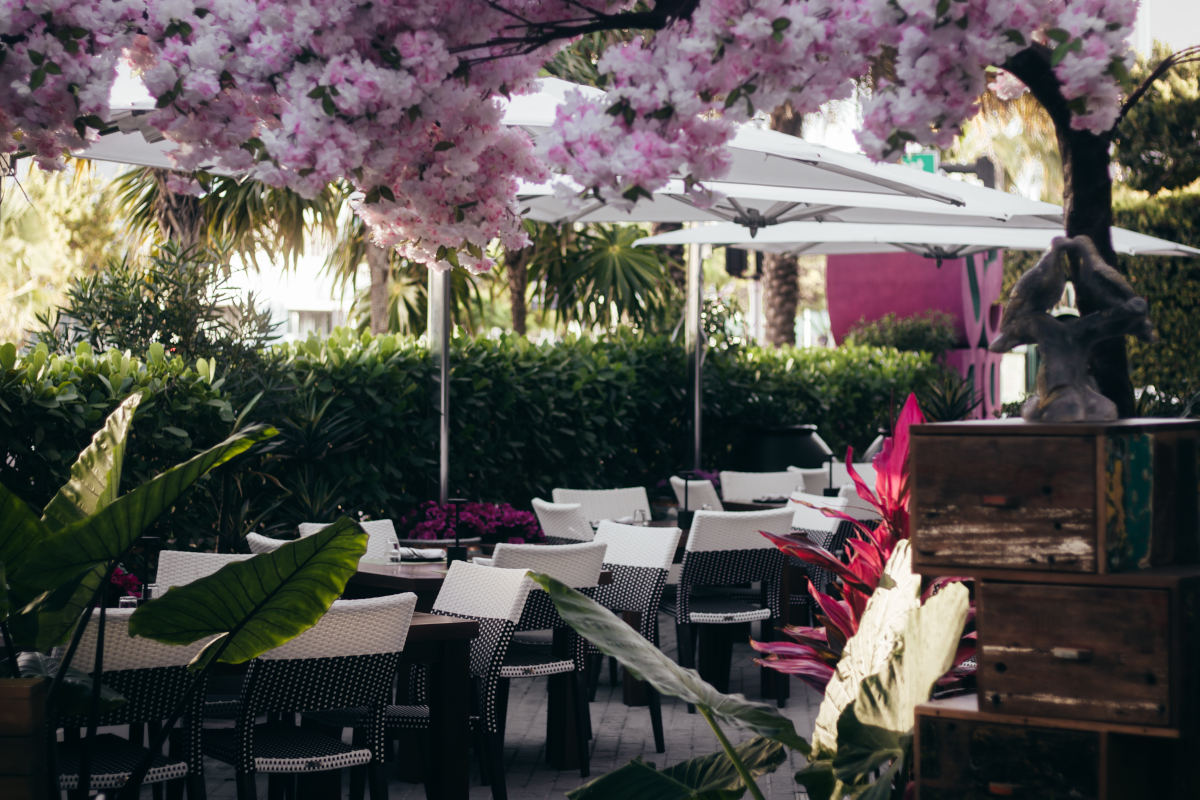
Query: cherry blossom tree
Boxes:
[{"xmin": 0, "ymin": 0, "xmax": 1186, "ymax": 410}]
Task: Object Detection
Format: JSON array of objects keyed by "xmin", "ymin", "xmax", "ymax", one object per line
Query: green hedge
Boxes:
[
  {"xmin": 1113, "ymin": 186, "xmax": 1200, "ymax": 400},
  {"xmin": 0, "ymin": 331, "xmax": 937, "ymax": 550}
]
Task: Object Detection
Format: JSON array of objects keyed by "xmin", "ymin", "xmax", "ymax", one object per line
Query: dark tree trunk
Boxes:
[
  {"xmin": 1005, "ymin": 47, "xmax": 1135, "ymax": 416},
  {"xmin": 507, "ymin": 247, "xmax": 530, "ymax": 335},
  {"xmin": 151, "ymin": 169, "xmax": 204, "ymax": 248},
  {"xmin": 365, "ymin": 242, "xmax": 390, "ymax": 334},
  {"xmin": 650, "ymin": 222, "xmax": 687, "ymax": 294},
  {"xmin": 759, "ymin": 102, "xmax": 805, "ymax": 347}
]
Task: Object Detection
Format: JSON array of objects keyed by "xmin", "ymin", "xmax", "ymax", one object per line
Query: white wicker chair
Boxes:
[
  {"xmin": 58, "ymin": 608, "xmax": 209, "ymax": 799},
  {"xmin": 669, "ymin": 476, "xmax": 723, "ymax": 511},
  {"xmin": 531, "ymin": 498, "xmax": 594, "ymax": 544},
  {"xmin": 670, "ymin": 508, "xmax": 793, "ymax": 707},
  {"xmin": 245, "ymin": 532, "xmax": 285, "ymax": 554},
  {"xmin": 787, "ymin": 492, "xmax": 882, "ymax": 624},
  {"xmin": 718, "ymin": 470, "xmax": 805, "ymax": 503},
  {"xmin": 204, "ymin": 594, "xmax": 417, "ymax": 800},
  {"xmin": 156, "ymin": 551, "xmax": 254, "ymax": 590},
  {"xmin": 299, "ymin": 520, "xmax": 398, "ymax": 560},
  {"xmin": 791, "ymin": 462, "xmax": 878, "ymax": 494},
  {"xmin": 489, "ymin": 541, "xmax": 605, "ymax": 778},
  {"xmin": 550, "ymin": 486, "xmax": 650, "ymax": 524},
  {"xmin": 591, "ymin": 522, "xmax": 681, "ymax": 752}
]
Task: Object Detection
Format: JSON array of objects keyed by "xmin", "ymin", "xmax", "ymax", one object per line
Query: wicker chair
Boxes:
[
  {"xmin": 203, "ymin": 594, "xmax": 417, "ymax": 800},
  {"xmin": 57, "ymin": 607, "xmax": 208, "ymax": 799},
  {"xmin": 298, "ymin": 520, "xmax": 398, "ymax": 560},
  {"xmin": 156, "ymin": 551, "xmax": 254, "ymax": 590},
  {"xmin": 668, "ymin": 508, "xmax": 793, "ymax": 706},
  {"xmin": 787, "ymin": 492, "xmax": 881, "ymax": 624},
  {"xmin": 244, "ymin": 532, "xmax": 285, "ymax": 554},
  {"xmin": 790, "ymin": 462, "xmax": 878, "ymax": 495},
  {"xmin": 550, "ymin": 486, "xmax": 650, "ymax": 524},
  {"xmin": 591, "ymin": 521, "xmax": 681, "ymax": 752},
  {"xmin": 531, "ymin": 498, "xmax": 594, "ymax": 544},
  {"xmin": 717, "ymin": 470, "xmax": 805, "ymax": 503},
  {"xmin": 669, "ymin": 476, "xmax": 723, "ymax": 512}
]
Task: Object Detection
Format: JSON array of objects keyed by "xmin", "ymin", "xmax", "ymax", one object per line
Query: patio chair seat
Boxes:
[
  {"xmin": 57, "ymin": 734, "xmax": 188, "ymax": 790},
  {"xmin": 685, "ymin": 596, "xmax": 772, "ymax": 624},
  {"xmin": 499, "ymin": 641, "xmax": 575, "ymax": 678},
  {"xmin": 205, "ymin": 724, "xmax": 372, "ymax": 773}
]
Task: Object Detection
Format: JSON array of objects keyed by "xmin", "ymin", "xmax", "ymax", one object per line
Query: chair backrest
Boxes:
[
  {"xmin": 718, "ymin": 470, "xmax": 804, "ymax": 503},
  {"xmin": 550, "ymin": 487, "xmax": 650, "ymax": 523},
  {"xmin": 298, "ymin": 519, "xmax": 398, "ymax": 559},
  {"xmin": 245, "ymin": 532, "xmax": 285, "ymax": 554},
  {"xmin": 490, "ymin": 540, "xmax": 607, "ymax": 589},
  {"xmin": 531, "ymin": 498, "xmax": 594, "ymax": 543},
  {"xmin": 156, "ymin": 550, "xmax": 254, "ymax": 590},
  {"xmin": 678, "ymin": 509, "xmax": 792, "ymax": 622},
  {"xmin": 594, "ymin": 522, "xmax": 680, "ymax": 570},
  {"xmin": 787, "ymin": 492, "xmax": 846, "ymax": 534},
  {"xmin": 669, "ymin": 476, "xmax": 723, "ymax": 512},
  {"xmin": 76, "ymin": 607, "xmax": 203, "ymax": 671},
  {"xmin": 258, "ymin": 593, "xmax": 417, "ymax": 661},
  {"xmin": 788, "ymin": 465, "xmax": 832, "ymax": 496},
  {"xmin": 829, "ymin": 461, "xmax": 878, "ymax": 492},
  {"xmin": 432, "ymin": 562, "xmax": 533, "ymax": 734},
  {"xmin": 684, "ymin": 508, "xmax": 795, "ymax": 553},
  {"xmin": 593, "ymin": 523, "xmax": 681, "ymax": 644}
]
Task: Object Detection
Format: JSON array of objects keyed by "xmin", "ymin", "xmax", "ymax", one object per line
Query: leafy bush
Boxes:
[
  {"xmin": 1, "ymin": 330, "xmax": 938, "ymax": 550},
  {"xmin": 843, "ymin": 310, "xmax": 958, "ymax": 358}
]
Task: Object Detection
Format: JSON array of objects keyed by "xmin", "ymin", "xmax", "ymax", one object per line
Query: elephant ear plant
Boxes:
[{"xmin": 0, "ymin": 392, "xmax": 370, "ymax": 799}]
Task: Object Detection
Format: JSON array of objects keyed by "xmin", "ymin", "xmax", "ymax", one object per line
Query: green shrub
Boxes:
[
  {"xmin": 843, "ymin": 310, "xmax": 959, "ymax": 358},
  {"xmin": 1, "ymin": 331, "xmax": 937, "ymax": 549}
]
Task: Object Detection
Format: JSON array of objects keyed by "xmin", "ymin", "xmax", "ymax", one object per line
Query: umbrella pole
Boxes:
[
  {"xmin": 429, "ymin": 268, "xmax": 451, "ymax": 505},
  {"xmin": 686, "ymin": 242, "xmax": 703, "ymax": 471}
]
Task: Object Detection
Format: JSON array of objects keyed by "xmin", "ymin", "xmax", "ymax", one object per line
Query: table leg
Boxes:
[
  {"xmin": 424, "ymin": 639, "xmax": 472, "ymax": 800},
  {"xmin": 620, "ymin": 612, "xmax": 648, "ymax": 707}
]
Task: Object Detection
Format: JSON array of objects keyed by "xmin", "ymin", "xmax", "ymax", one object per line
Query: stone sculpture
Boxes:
[{"xmin": 989, "ymin": 235, "xmax": 1153, "ymax": 422}]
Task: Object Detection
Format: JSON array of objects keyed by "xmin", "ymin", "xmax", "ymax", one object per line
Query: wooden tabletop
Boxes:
[
  {"xmin": 406, "ymin": 610, "xmax": 478, "ymax": 642},
  {"xmin": 352, "ymin": 560, "xmax": 612, "ymax": 595}
]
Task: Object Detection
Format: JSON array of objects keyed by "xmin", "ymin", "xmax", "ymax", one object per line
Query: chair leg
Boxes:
[
  {"xmin": 266, "ymin": 773, "xmax": 285, "ymax": 800},
  {"xmin": 367, "ymin": 761, "xmax": 388, "ymax": 800},
  {"xmin": 586, "ymin": 653, "xmax": 601, "ymax": 701},
  {"xmin": 696, "ymin": 625, "xmax": 734, "ymax": 693},
  {"xmin": 485, "ymin": 733, "xmax": 507, "ymax": 800},
  {"xmin": 573, "ymin": 672, "xmax": 591, "ymax": 778},
  {"xmin": 187, "ymin": 772, "xmax": 207, "ymax": 800},
  {"xmin": 647, "ymin": 687, "xmax": 665, "ymax": 753},
  {"xmin": 608, "ymin": 656, "xmax": 618, "ymax": 687},
  {"xmin": 235, "ymin": 771, "xmax": 257, "ymax": 800},
  {"xmin": 676, "ymin": 622, "xmax": 696, "ymax": 713}
]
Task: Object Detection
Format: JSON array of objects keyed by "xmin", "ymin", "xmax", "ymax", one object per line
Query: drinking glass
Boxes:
[
  {"xmin": 118, "ymin": 596, "xmax": 138, "ymax": 609},
  {"xmin": 143, "ymin": 583, "xmax": 159, "ymax": 602},
  {"xmin": 632, "ymin": 509, "xmax": 648, "ymax": 526},
  {"xmin": 389, "ymin": 541, "xmax": 403, "ymax": 563}
]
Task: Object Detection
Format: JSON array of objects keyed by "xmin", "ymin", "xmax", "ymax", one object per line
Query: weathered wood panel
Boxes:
[{"xmin": 978, "ymin": 581, "xmax": 1173, "ymax": 726}]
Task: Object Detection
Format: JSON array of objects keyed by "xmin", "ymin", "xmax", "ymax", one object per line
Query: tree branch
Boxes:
[
  {"xmin": 1117, "ymin": 44, "xmax": 1200, "ymax": 124},
  {"xmin": 1003, "ymin": 45, "xmax": 1073, "ymax": 135}
]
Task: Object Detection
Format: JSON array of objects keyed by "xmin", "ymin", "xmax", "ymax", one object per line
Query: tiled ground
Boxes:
[{"xmin": 202, "ymin": 619, "xmax": 821, "ymax": 800}]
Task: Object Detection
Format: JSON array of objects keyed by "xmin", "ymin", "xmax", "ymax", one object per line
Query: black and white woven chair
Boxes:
[
  {"xmin": 203, "ymin": 593, "xmax": 417, "ymax": 800},
  {"xmin": 669, "ymin": 476, "xmax": 723, "ymax": 512},
  {"xmin": 668, "ymin": 508, "xmax": 793, "ymax": 705},
  {"xmin": 550, "ymin": 486, "xmax": 650, "ymax": 524},
  {"xmin": 718, "ymin": 470, "xmax": 805, "ymax": 504},
  {"xmin": 787, "ymin": 492, "xmax": 881, "ymax": 623},
  {"xmin": 56, "ymin": 607, "xmax": 208, "ymax": 800},
  {"xmin": 531, "ymin": 498, "xmax": 594, "ymax": 544},
  {"xmin": 367, "ymin": 561, "xmax": 534, "ymax": 800},
  {"xmin": 298, "ymin": 520, "xmax": 397, "ymax": 560},
  {"xmin": 155, "ymin": 551, "xmax": 254, "ymax": 591},
  {"xmin": 591, "ymin": 521, "xmax": 681, "ymax": 753},
  {"xmin": 244, "ymin": 533, "xmax": 285, "ymax": 554},
  {"xmin": 789, "ymin": 462, "xmax": 878, "ymax": 495},
  {"xmin": 490, "ymin": 540, "xmax": 606, "ymax": 777}
]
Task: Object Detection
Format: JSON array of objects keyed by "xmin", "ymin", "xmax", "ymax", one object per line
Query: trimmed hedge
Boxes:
[{"xmin": 0, "ymin": 330, "xmax": 937, "ymax": 550}]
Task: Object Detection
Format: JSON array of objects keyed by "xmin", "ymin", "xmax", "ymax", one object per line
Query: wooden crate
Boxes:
[
  {"xmin": 910, "ymin": 419, "xmax": 1200, "ymax": 575},
  {"xmin": 975, "ymin": 570, "xmax": 1200, "ymax": 729},
  {"xmin": 915, "ymin": 695, "xmax": 1195, "ymax": 800},
  {"xmin": 0, "ymin": 678, "xmax": 47, "ymax": 800}
]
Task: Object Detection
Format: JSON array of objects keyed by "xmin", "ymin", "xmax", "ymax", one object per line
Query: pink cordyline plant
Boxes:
[{"xmin": 751, "ymin": 394, "xmax": 975, "ymax": 691}]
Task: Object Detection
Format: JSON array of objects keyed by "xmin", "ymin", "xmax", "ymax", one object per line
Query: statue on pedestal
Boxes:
[{"xmin": 989, "ymin": 236, "xmax": 1153, "ymax": 422}]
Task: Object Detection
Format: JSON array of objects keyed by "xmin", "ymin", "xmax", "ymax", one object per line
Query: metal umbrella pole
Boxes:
[
  {"xmin": 685, "ymin": 240, "xmax": 703, "ymax": 471},
  {"xmin": 428, "ymin": 268, "xmax": 451, "ymax": 505}
]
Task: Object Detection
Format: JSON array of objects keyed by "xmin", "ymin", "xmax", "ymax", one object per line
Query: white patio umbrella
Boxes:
[{"xmin": 633, "ymin": 220, "xmax": 1200, "ymax": 258}]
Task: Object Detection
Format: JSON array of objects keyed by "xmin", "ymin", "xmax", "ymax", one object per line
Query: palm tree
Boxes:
[{"xmin": 760, "ymin": 102, "xmax": 804, "ymax": 346}]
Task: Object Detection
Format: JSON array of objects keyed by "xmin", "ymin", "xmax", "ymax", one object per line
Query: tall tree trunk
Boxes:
[
  {"xmin": 365, "ymin": 242, "xmax": 390, "ymax": 334},
  {"xmin": 151, "ymin": 170, "xmax": 204, "ymax": 248},
  {"xmin": 507, "ymin": 247, "xmax": 529, "ymax": 335},
  {"xmin": 760, "ymin": 102, "xmax": 804, "ymax": 347},
  {"xmin": 650, "ymin": 222, "xmax": 687, "ymax": 294},
  {"xmin": 1006, "ymin": 48, "xmax": 1134, "ymax": 416}
]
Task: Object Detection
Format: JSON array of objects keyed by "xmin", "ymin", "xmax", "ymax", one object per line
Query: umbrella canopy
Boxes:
[{"xmin": 634, "ymin": 220, "xmax": 1200, "ymax": 258}]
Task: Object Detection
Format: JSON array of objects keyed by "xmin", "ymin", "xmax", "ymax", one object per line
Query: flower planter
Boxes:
[{"xmin": 0, "ymin": 677, "xmax": 48, "ymax": 800}]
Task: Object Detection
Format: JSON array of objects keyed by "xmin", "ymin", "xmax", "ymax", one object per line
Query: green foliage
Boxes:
[
  {"xmin": 1114, "ymin": 44, "xmax": 1200, "ymax": 195},
  {"xmin": 917, "ymin": 368, "xmax": 982, "ymax": 422},
  {"xmin": 1, "ymin": 329, "xmax": 937, "ymax": 549},
  {"xmin": 843, "ymin": 311, "xmax": 959, "ymax": 358},
  {"xmin": 1113, "ymin": 184, "xmax": 1200, "ymax": 400},
  {"xmin": 129, "ymin": 518, "xmax": 367, "ymax": 669}
]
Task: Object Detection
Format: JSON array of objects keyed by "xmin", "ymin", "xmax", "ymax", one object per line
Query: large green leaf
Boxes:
[
  {"xmin": 832, "ymin": 582, "xmax": 970, "ymax": 788},
  {"xmin": 128, "ymin": 518, "xmax": 366, "ymax": 669},
  {"xmin": 11, "ymin": 424, "xmax": 277, "ymax": 650},
  {"xmin": 810, "ymin": 541, "xmax": 920, "ymax": 758},
  {"xmin": 0, "ymin": 485, "xmax": 52, "ymax": 578},
  {"xmin": 41, "ymin": 393, "xmax": 140, "ymax": 531},
  {"xmin": 568, "ymin": 737, "xmax": 786, "ymax": 800},
  {"xmin": 529, "ymin": 572, "xmax": 809, "ymax": 754}
]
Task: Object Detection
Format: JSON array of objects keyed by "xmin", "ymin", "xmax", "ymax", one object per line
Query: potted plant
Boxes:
[{"xmin": 0, "ymin": 392, "xmax": 370, "ymax": 800}]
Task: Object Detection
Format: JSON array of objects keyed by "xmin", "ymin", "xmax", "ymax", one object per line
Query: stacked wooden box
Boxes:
[{"xmin": 909, "ymin": 419, "xmax": 1200, "ymax": 799}]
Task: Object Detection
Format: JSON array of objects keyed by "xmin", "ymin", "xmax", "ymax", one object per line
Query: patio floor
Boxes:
[{"xmin": 201, "ymin": 617, "xmax": 822, "ymax": 799}]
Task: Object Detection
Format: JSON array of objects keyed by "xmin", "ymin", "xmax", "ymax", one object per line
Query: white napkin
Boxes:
[{"xmin": 399, "ymin": 547, "xmax": 446, "ymax": 561}]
